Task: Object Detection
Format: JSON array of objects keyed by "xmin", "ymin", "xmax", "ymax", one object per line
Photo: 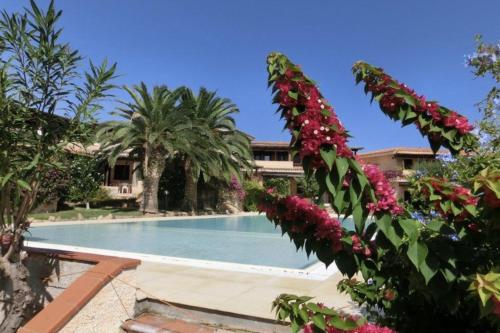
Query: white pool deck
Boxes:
[{"xmin": 27, "ymin": 213, "xmax": 359, "ymax": 320}]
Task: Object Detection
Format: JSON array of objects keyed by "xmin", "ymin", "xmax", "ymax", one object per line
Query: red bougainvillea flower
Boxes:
[
  {"xmin": 271, "ymin": 62, "xmax": 353, "ymax": 169},
  {"xmin": 258, "ymin": 194, "xmax": 344, "ymax": 253},
  {"xmin": 484, "ymin": 186, "xmax": 500, "ymax": 209},
  {"xmin": 303, "ymin": 323, "xmax": 314, "ymax": 333},
  {"xmin": 353, "ymin": 61, "xmax": 477, "ymax": 155},
  {"xmin": 358, "ymin": 159, "xmax": 403, "ymax": 216},
  {"xmin": 421, "ymin": 177, "xmax": 478, "ymax": 221},
  {"xmin": 492, "ymin": 297, "xmax": 500, "ymax": 317},
  {"xmin": 268, "ymin": 53, "xmax": 402, "ymax": 217}
]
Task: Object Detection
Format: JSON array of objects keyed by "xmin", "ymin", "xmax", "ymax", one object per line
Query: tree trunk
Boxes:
[
  {"xmin": 0, "ymin": 226, "xmax": 35, "ymax": 333},
  {"xmin": 182, "ymin": 159, "xmax": 197, "ymax": 214},
  {"xmin": 85, "ymin": 201, "xmax": 90, "ymax": 210},
  {"xmin": 141, "ymin": 151, "xmax": 166, "ymax": 214}
]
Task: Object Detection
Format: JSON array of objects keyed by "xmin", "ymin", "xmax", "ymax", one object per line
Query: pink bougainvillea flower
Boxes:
[
  {"xmin": 258, "ymin": 194, "xmax": 344, "ymax": 253},
  {"xmin": 358, "ymin": 159, "xmax": 403, "ymax": 216}
]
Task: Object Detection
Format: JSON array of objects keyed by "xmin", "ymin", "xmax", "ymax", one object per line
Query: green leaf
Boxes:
[
  {"xmin": 375, "ymin": 214, "xmax": 402, "ymax": 248},
  {"xmin": 398, "ymin": 218, "xmax": 420, "ymax": 241},
  {"xmin": 419, "ymin": 255, "xmax": 439, "ymax": 284},
  {"xmin": 335, "ymin": 158, "xmax": 349, "ymax": 181},
  {"xmin": 0, "ymin": 172, "xmax": 14, "ymax": 187},
  {"xmin": 352, "ymin": 202, "xmax": 366, "ymax": 234},
  {"xmin": 478, "ymin": 287, "xmax": 492, "ymax": 306},
  {"xmin": 442, "ymin": 129, "xmax": 457, "ymax": 141},
  {"xmin": 288, "ymin": 91, "xmax": 298, "ymax": 100},
  {"xmin": 312, "ymin": 314, "xmax": 326, "ymax": 330},
  {"xmin": 325, "ymin": 173, "xmax": 335, "ymax": 195},
  {"xmin": 407, "ymin": 240, "xmax": 428, "ymax": 271},
  {"xmin": 335, "ymin": 251, "xmax": 358, "ymax": 278},
  {"xmin": 330, "ymin": 315, "xmax": 359, "ymax": 331},
  {"xmin": 464, "ymin": 205, "xmax": 477, "ymax": 216},
  {"xmin": 426, "ymin": 220, "xmax": 455, "ymax": 235},
  {"xmin": 299, "ymin": 307, "xmax": 309, "ymax": 322},
  {"xmin": 450, "ymin": 202, "xmax": 462, "ymax": 216},
  {"xmin": 333, "ymin": 188, "xmax": 345, "ymax": 212},
  {"xmin": 16, "ymin": 179, "xmax": 31, "ymax": 191},
  {"xmin": 348, "ymin": 159, "xmax": 364, "ymax": 175},
  {"xmin": 320, "ymin": 148, "xmax": 336, "ymax": 171},
  {"xmin": 441, "ymin": 268, "xmax": 457, "ymax": 283}
]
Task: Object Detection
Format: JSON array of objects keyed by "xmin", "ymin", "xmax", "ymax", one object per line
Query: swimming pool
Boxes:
[{"xmin": 26, "ymin": 214, "xmax": 352, "ymax": 276}]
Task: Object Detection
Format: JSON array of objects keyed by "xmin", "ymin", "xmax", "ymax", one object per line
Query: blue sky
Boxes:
[{"xmin": 3, "ymin": 0, "xmax": 499, "ymax": 150}]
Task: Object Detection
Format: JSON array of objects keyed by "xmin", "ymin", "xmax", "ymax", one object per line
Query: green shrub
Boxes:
[
  {"xmin": 263, "ymin": 177, "xmax": 290, "ymax": 196},
  {"xmin": 296, "ymin": 176, "xmax": 319, "ymax": 200},
  {"xmin": 91, "ymin": 187, "xmax": 112, "ymax": 202},
  {"xmin": 243, "ymin": 179, "xmax": 264, "ymax": 211}
]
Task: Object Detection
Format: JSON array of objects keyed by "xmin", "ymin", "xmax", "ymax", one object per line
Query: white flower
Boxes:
[
  {"xmin": 320, "ymin": 104, "xmax": 325, "ymax": 109},
  {"xmin": 303, "ymin": 120, "xmax": 310, "ymax": 125},
  {"xmin": 313, "ymin": 130, "xmax": 318, "ymax": 135},
  {"xmin": 326, "ymin": 136, "xmax": 331, "ymax": 141},
  {"xmin": 320, "ymin": 126, "xmax": 325, "ymax": 131},
  {"xmin": 317, "ymin": 99, "xmax": 322, "ymax": 103}
]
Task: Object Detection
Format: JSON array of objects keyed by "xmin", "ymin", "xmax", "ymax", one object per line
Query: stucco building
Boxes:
[
  {"xmin": 250, "ymin": 142, "xmax": 445, "ymax": 200},
  {"xmin": 358, "ymin": 147, "xmax": 446, "ymax": 200}
]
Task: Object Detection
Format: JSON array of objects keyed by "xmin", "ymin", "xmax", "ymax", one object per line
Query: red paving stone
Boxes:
[{"xmin": 18, "ymin": 247, "xmax": 140, "ymax": 333}]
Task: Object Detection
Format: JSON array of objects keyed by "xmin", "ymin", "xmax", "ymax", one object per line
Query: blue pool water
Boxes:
[{"xmin": 27, "ymin": 215, "xmax": 353, "ymax": 269}]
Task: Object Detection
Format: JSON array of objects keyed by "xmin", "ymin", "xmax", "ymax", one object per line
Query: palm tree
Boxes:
[
  {"xmin": 98, "ymin": 83, "xmax": 203, "ymax": 213},
  {"xmin": 179, "ymin": 88, "xmax": 253, "ymax": 212}
]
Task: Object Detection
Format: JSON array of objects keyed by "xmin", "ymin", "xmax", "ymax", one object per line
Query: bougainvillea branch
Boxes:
[
  {"xmin": 267, "ymin": 53, "xmax": 402, "ymax": 236},
  {"xmin": 258, "ymin": 191, "xmax": 345, "ymax": 266},
  {"xmin": 273, "ymin": 294, "xmax": 397, "ymax": 333},
  {"xmin": 413, "ymin": 177, "xmax": 478, "ymax": 222},
  {"xmin": 263, "ymin": 52, "xmax": 499, "ymax": 332},
  {"xmin": 352, "ymin": 62, "xmax": 478, "ymax": 155}
]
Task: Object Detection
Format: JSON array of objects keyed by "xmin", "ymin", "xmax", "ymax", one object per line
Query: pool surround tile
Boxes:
[{"xmin": 18, "ymin": 248, "xmax": 140, "ymax": 333}]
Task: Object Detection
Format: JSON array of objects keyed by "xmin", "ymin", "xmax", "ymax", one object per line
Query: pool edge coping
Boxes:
[
  {"xmin": 19, "ymin": 248, "xmax": 140, "ymax": 333},
  {"xmin": 24, "ymin": 241, "xmax": 338, "ymax": 281},
  {"xmin": 29, "ymin": 212, "xmax": 262, "ymax": 227}
]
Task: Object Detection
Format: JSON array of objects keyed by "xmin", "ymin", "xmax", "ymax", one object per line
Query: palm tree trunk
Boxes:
[
  {"xmin": 141, "ymin": 151, "xmax": 166, "ymax": 214},
  {"xmin": 182, "ymin": 159, "xmax": 197, "ymax": 213}
]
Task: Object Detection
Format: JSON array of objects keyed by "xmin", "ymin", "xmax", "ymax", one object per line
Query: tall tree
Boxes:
[
  {"xmin": 179, "ymin": 88, "xmax": 252, "ymax": 212},
  {"xmin": 0, "ymin": 1, "xmax": 116, "ymax": 331},
  {"xmin": 98, "ymin": 83, "xmax": 205, "ymax": 213}
]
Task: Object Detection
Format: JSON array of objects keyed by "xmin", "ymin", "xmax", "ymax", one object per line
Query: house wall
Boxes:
[
  {"xmin": 102, "ymin": 160, "xmax": 143, "ymax": 199},
  {"xmin": 360, "ymin": 154, "xmax": 437, "ymax": 200}
]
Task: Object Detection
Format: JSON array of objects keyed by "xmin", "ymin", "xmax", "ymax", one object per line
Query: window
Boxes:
[
  {"xmin": 254, "ymin": 151, "xmax": 273, "ymax": 161},
  {"xmin": 253, "ymin": 151, "xmax": 263, "ymax": 160},
  {"xmin": 403, "ymin": 159, "xmax": 414, "ymax": 170},
  {"xmin": 114, "ymin": 164, "xmax": 130, "ymax": 181},
  {"xmin": 276, "ymin": 151, "xmax": 288, "ymax": 161}
]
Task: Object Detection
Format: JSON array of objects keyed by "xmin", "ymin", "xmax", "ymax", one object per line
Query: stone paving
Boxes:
[{"xmin": 134, "ymin": 261, "xmax": 358, "ymax": 320}]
